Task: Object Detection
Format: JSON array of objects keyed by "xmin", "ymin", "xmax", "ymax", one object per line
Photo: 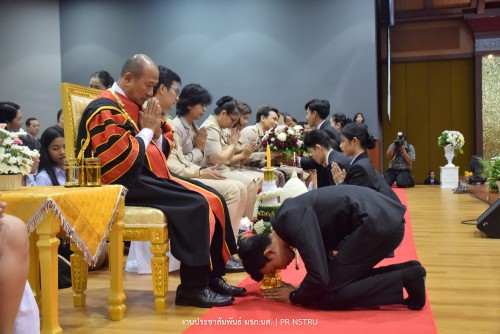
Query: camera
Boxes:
[{"xmin": 395, "ymin": 132, "xmax": 405, "ymax": 148}]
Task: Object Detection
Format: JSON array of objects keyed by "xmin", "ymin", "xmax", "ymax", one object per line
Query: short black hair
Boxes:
[
  {"xmin": 25, "ymin": 117, "xmax": 38, "ymax": 127},
  {"xmin": 154, "ymin": 65, "xmax": 182, "ymax": 96},
  {"xmin": 238, "ymin": 233, "xmax": 272, "ymax": 282},
  {"xmin": 255, "ymin": 105, "xmax": 279, "ymax": 123},
  {"xmin": 305, "ymin": 99, "xmax": 330, "ymax": 120},
  {"xmin": 304, "ymin": 129, "xmax": 334, "ymax": 149},
  {"xmin": 176, "ymin": 83, "xmax": 212, "ymax": 116},
  {"xmin": 213, "ymin": 96, "xmax": 239, "ymax": 116},
  {"xmin": 330, "ymin": 113, "xmax": 351, "ymax": 128},
  {"xmin": 90, "ymin": 70, "xmax": 114, "ymax": 89},
  {"xmin": 57, "ymin": 109, "xmax": 62, "ymax": 123},
  {"xmin": 0, "ymin": 101, "xmax": 20, "ymax": 123}
]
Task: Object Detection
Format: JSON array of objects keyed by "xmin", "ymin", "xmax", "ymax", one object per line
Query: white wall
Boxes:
[{"xmin": 0, "ymin": 0, "xmax": 62, "ymax": 132}]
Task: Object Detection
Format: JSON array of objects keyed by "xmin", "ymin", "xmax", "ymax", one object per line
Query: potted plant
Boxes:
[{"xmin": 481, "ymin": 157, "xmax": 500, "ymax": 193}]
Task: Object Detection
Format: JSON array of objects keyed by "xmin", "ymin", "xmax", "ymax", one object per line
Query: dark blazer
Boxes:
[
  {"xmin": 424, "ymin": 178, "xmax": 440, "ymax": 185},
  {"xmin": 272, "ymin": 185, "xmax": 406, "ymax": 307},
  {"xmin": 319, "ymin": 121, "xmax": 340, "ymax": 146},
  {"xmin": 300, "ymin": 150, "xmax": 352, "ymax": 188},
  {"xmin": 343, "ymin": 152, "xmax": 401, "ymax": 203}
]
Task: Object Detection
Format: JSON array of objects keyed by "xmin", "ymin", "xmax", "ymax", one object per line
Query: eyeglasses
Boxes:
[
  {"xmin": 228, "ymin": 114, "xmax": 240, "ymax": 125},
  {"xmin": 169, "ymin": 86, "xmax": 180, "ymax": 97}
]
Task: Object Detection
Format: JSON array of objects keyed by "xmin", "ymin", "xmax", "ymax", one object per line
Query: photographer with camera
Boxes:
[{"xmin": 384, "ymin": 132, "xmax": 415, "ymax": 188}]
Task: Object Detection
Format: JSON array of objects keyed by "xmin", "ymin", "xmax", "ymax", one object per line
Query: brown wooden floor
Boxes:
[{"xmin": 55, "ymin": 186, "xmax": 500, "ymax": 333}]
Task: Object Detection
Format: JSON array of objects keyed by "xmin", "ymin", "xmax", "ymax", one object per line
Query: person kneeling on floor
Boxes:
[{"xmin": 238, "ymin": 185, "xmax": 426, "ymax": 310}]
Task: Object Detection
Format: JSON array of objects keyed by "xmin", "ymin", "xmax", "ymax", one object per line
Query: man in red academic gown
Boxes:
[{"xmin": 77, "ymin": 54, "xmax": 244, "ymax": 308}]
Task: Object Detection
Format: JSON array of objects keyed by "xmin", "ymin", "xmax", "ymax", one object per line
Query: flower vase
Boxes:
[
  {"xmin": 444, "ymin": 145, "xmax": 455, "ymax": 167},
  {"xmin": 259, "ymin": 270, "xmax": 282, "ymax": 290},
  {"xmin": 0, "ymin": 174, "xmax": 23, "ymax": 191}
]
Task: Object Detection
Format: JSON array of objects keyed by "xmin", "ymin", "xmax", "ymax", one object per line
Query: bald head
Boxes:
[
  {"xmin": 118, "ymin": 54, "xmax": 159, "ymax": 106},
  {"xmin": 120, "ymin": 54, "xmax": 157, "ymax": 78}
]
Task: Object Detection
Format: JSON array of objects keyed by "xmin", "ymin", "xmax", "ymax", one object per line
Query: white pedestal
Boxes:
[{"xmin": 440, "ymin": 166, "xmax": 459, "ymax": 189}]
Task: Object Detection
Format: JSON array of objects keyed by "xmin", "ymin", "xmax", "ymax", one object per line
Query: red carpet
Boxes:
[{"xmin": 184, "ymin": 189, "xmax": 437, "ymax": 334}]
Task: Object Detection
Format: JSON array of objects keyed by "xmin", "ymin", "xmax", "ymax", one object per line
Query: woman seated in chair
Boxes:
[{"xmin": 201, "ymin": 96, "xmax": 263, "ymax": 219}]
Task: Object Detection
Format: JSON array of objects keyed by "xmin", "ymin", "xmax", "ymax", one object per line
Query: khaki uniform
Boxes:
[
  {"xmin": 169, "ymin": 116, "xmax": 247, "ymax": 237},
  {"xmin": 202, "ymin": 115, "xmax": 262, "ymax": 218}
]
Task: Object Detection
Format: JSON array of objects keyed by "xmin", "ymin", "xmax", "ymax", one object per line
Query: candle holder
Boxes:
[
  {"xmin": 64, "ymin": 158, "xmax": 79, "ymax": 187},
  {"xmin": 84, "ymin": 156, "xmax": 101, "ymax": 187},
  {"xmin": 261, "ymin": 167, "xmax": 275, "ymax": 182}
]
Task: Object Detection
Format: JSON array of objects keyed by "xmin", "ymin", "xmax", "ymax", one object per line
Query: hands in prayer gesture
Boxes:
[
  {"xmin": 194, "ymin": 127, "xmax": 207, "ymax": 151},
  {"xmin": 227, "ymin": 128, "xmax": 240, "ymax": 146},
  {"xmin": 331, "ymin": 162, "xmax": 346, "ymax": 184},
  {"xmin": 139, "ymin": 97, "xmax": 162, "ymax": 139},
  {"xmin": 263, "ymin": 281, "xmax": 296, "ymax": 303},
  {"xmin": 241, "ymin": 142, "xmax": 257, "ymax": 158}
]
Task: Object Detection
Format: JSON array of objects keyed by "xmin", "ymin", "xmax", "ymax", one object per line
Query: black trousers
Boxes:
[
  {"xmin": 384, "ymin": 168, "xmax": 414, "ymax": 188},
  {"xmin": 317, "ymin": 222, "xmax": 406, "ymax": 310},
  {"xmin": 179, "ymin": 219, "xmax": 226, "ymax": 289}
]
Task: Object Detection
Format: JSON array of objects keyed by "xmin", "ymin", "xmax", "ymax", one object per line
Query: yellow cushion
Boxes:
[{"xmin": 124, "ymin": 206, "xmax": 166, "ymax": 226}]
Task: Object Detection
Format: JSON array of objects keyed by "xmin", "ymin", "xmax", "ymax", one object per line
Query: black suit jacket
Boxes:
[
  {"xmin": 343, "ymin": 152, "xmax": 401, "ymax": 203},
  {"xmin": 424, "ymin": 178, "xmax": 440, "ymax": 185},
  {"xmin": 300, "ymin": 150, "xmax": 352, "ymax": 188},
  {"xmin": 319, "ymin": 121, "xmax": 340, "ymax": 147},
  {"xmin": 272, "ymin": 185, "xmax": 406, "ymax": 307}
]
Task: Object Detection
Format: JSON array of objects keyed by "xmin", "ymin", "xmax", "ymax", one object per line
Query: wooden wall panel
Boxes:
[
  {"xmin": 428, "ymin": 61, "xmax": 452, "ymax": 176},
  {"xmin": 450, "ymin": 59, "xmax": 474, "ymax": 169},
  {"xmin": 382, "ymin": 63, "xmax": 407, "ymax": 172},
  {"xmin": 380, "ymin": 19, "xmax": 474, "ymax": 60},
  {"xmin": 406, "ymin": 62, "xmax": 430, "ymax": 183},
  {"xmin": 381, "ymin": 59, "xmax": 474, "ymax": 184}
]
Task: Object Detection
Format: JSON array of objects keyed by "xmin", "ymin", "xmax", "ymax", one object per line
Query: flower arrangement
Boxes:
[
  {"xmin": 438, "ymin": 130, "xmax": 465, "ymax": 155},
  {"xmin": 261, "ymin": 125, "xmax": 305, "ymax": 158},
  {"xmin": 0, "ymin": 124, "xmax": 39, "ymax": 175}
]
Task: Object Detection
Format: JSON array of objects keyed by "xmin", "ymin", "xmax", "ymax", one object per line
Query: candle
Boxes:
[
  {"xmin": 293, "ymin": 152, "xmax": 296, "ymax": 167},
  {"xmin": 266, "ymin": 144, "xmax": 271, "ymax": 168}
]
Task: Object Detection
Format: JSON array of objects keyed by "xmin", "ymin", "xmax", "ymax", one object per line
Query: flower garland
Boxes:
[{"xmin": 252, "ymin": 188, "xmax": 282, "ymax": 218}]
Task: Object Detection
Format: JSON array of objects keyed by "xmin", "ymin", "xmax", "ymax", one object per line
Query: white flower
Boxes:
[
  {"xmin": 293, "ymin": 125, "xmax": 303, "ymax": 132},
  {"xmin": 277, "ymin": 133, "xmax": 287, "ymax": 142},
  {"xmin": 253, "ymin": 220, "xmax": 265, "ymax": 234},
  {"xmin": 0, "ymin": 127, "xmax": 38, "ymax": 175}
]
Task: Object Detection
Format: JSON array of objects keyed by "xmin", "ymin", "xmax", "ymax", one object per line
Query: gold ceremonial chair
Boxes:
[{"xmin": 60, "ymin": 82, "xmax": 169, "ymax": 319}]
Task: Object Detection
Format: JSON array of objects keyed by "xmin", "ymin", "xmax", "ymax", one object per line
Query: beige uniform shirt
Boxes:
[
  {"xmin": 239, "ymin": 123, "xmax": 265, "ymax": 146},
  {"xmin": 171, "ymin": 116, "xmax": 204, "ymax": 165},
  {"xmin": 201, "ymin": 115, "xmax": 232, "ymax": 171}
]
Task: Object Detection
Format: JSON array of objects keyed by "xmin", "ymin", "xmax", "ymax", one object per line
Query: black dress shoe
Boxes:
[
  {"xmin": 209, "ymin": 277, "xmax": 247, "ymax": 297},
  {"xmin": 225, "ymin": 255, "xmax": 245, "ymax": 273},
  {"xmin": 175, "ymin": 285, "xmax": 234, "ymax": 308}
]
